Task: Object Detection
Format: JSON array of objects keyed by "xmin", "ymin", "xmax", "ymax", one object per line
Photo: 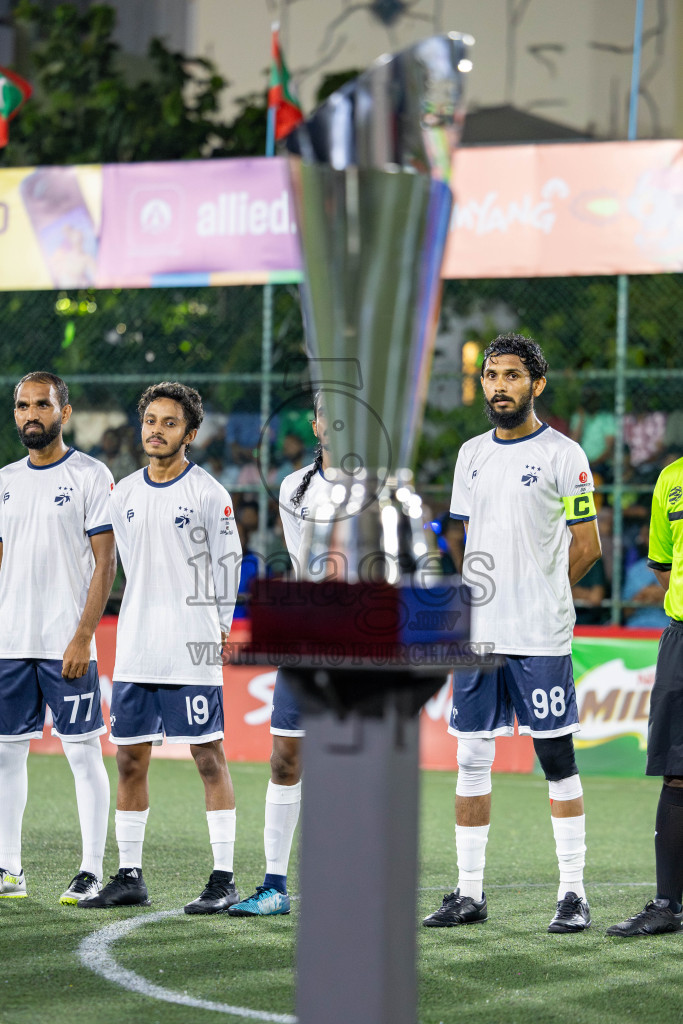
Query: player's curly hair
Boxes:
[
  {"xmin": 291, "ymin": 391, "xmax": 324, "ymax": 509},
  {"xmin": 482, "ymin": 333, "xmax": 549, "ymax": 381},
  {"xmin": 14, "ymin": 371, "xmax": 69, "ymax": 408},
  {"xmin": 137, "ymin": 381, "xmax": 204, "ymax": 434}
]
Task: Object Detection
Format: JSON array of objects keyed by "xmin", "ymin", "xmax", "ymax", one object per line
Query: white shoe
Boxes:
[
  {"xmin": 0, "ymin": 867, "xmax": 27, "ymax": 899},
  {"xmin": 60, "ymin": 870, "xmax": 102, "ymax": 905}
]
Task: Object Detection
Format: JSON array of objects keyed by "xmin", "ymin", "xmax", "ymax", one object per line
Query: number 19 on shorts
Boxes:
[
  {"xmin": 185, "ymin": 694, "xmax": 209, "ymax": 725},
  {"xmin": 532, "ymin": 687, "xmax": 566, "ymax": 719}
]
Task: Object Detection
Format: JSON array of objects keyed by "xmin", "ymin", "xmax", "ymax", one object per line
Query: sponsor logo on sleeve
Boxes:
[
  {"xmin": 579, "ymin": 471, "xmax": 588, "ymax": 484},
  {"xmin": 668, "ymin": 486, "xmax": 682, "ymax": 504}
]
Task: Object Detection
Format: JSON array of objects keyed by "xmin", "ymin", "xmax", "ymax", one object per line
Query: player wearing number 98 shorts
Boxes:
[
  {"xmin": 78, "ymin": 382, "xmax": 243, "ymax": 915},
  {"xmin": 422, "ymin": 334, "xmax": 602, "ymax": 934}
]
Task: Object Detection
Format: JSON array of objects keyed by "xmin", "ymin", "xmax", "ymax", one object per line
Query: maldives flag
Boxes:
[
  {"xmin": 268, "ymin": 24, "xmax": 303, "ymax": 142},
  {"xmin": 0, "ymin": 67, "xmax": 32, "ymax": 147}
]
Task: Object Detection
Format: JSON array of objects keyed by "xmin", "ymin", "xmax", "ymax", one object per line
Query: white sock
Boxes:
[
  {"xmin": 0, "ymin": 740, "xmax": 30, "ymax": 875},
  {"xmin": 456, "ymin": 823, "xmax": 489, "ymax": 901},
  {"xmin": 264, "ymin": 780, "xmax": 301, "ymax": 878},
  {"xmin": 62, "ymin": 736, "xmax": 110, "ymax": 880},
  {"xmin": 552, "ymin": 813, "xmax": 586, "ymax": 900},
  {"xmin": 116, "ymin": 808, "xmax": 149, "ymax": 869},
  {"xmin": 206, "ymin": 808, "xmax": 236, "ymax": 873}
]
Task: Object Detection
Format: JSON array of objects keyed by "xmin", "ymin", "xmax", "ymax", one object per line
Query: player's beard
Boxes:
[
  {"xmin": 144, "ymin": 437, "xmax": 185, "ymax": 460},
  {"xmin": 484, "ymin": 383, "xmax": 534, "ymax": 430},
  {"xmin": 17, "ymin": 418, "xmax": 62, "ymax": 450}
]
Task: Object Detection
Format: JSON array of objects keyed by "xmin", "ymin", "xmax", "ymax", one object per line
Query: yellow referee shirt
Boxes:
[{"xmin": 648, "ymin": 456, "xmax": 683, "ymax": 621}]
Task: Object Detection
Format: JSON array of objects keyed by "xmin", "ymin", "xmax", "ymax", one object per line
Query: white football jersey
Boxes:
[
  {"xmin": 111, "ymin": 462, "xmax": 241, "ymax": 686},
  {"xmin": 0, "ymin": 448, "xmax": 114, "ymax": 659},
  {"xmin": 450, "ymin": 423, "xmax": 595, "ymax": 656},
  {"xmin": 279, "ymin": 462, "xmax": 335, "ymax": 574}
]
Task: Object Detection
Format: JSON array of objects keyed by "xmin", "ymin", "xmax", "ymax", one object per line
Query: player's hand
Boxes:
[
  {"xmin": 62, "ymin": 636, "xmax": 91, "ymax": 679},
  {"xmin": 221, "ymin": 630, "xmax": 229, "ymax": 647}
]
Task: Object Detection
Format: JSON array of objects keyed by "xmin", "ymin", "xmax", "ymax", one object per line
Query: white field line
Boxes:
[
  {"xmin": 77, "ymin": 909, "xmax": 297, "ymax": 1023},
  {"xmin": 77, "ymin": 884, "xmax": 653, "ymax": 1019}
]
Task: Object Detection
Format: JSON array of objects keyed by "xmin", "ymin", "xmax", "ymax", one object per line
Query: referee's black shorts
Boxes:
[{"xmin": 647, "ymin": 619, "xmax": 683, "ymax": 777}]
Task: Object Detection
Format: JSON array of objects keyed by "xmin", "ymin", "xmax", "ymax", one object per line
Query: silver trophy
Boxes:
[
  {"xmin": 263, "ymin": 35, "xmax": 473, "ymax": 1024},
  {"xmin": 286, "ymin": 34, "xmax": 471, "ymax": 585}
]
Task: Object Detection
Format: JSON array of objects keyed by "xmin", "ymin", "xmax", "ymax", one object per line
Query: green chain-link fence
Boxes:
[{"xmin": 1, "ymin": 272, "xmax": 682, "ymax": 623}]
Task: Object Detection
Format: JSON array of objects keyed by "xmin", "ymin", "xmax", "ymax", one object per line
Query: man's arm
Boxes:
[
  {"xmin": 653, "ymin": 568, "xmax": 671, "ymax": 592},
  {"xmin": 568, "ymin": 519, "xmax": 601, "ymax": 587},
  {"xmin": 62, "ymin": 530, "xmax": 117, "ymax": 679}
]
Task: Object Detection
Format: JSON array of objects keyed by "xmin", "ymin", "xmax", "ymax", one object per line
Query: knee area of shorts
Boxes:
[
  {"xmin": 455, "ymin": 737, "xmax": 494, "ymax": 797},
  {"xmin": 533, "ymin": 735, "xmax": 578, "ymax": 782}
]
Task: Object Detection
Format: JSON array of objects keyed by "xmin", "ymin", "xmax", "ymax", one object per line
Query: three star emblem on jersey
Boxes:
[
  {"xmin": 175, "ymin": 506, "xmax": 194, "ymax": 529},
  {"xmin": 521, "ymin": 465, "xmax": 541, "ymax": 486},
  {"xmin": 54, "ymin": 486, "xmax": 74, "ymax": 505}
]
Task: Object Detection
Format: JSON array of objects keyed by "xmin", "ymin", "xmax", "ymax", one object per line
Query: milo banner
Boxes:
[{"xmin": 573, "ymin": 628, "xmax": 660, "ymax": 777}]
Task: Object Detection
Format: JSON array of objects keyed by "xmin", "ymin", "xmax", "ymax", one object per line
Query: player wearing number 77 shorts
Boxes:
[
  {"xmin": 422, "ymin": 334, "xmax": 601, "ymax": 934},
  {"xmin": 78, "ymin": 382, "xmax": 243, "ymax": 914},
  {"xmin": 0, "ymin": 372, "xmax": 116, "ymax": 906}
]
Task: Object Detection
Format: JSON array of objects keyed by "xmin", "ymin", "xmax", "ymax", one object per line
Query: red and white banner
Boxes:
[
  {"xmin": 443, "ymin": 140, "xmax": 683, "ymax": 278},
  {"xmin": 29, "ymin": 617, "xmax": 534, "ymax": 773}
]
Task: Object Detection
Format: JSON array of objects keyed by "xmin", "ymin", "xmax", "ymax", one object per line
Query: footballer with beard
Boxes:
[
  {"xmin": 422, "ymin": 334, "xmax": 602, "ymax": 934},
  {"xmin": 0, "ymin": 372, "xmax": 116, "ymax": 906}
]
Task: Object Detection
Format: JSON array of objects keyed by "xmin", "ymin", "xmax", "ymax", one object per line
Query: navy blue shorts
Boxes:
[
  {"xmin": 270, "ymin": 668, "xmax": 304, "ymax": 738},
  {"xmin": 110, "ymin": 682, "xmax": 224, "ymax": 745},
  {"xmin": 448, "ymin": 654, "xmax": 579, "ymax": 739},
  {"xmin": 0, "ymin": 659, "xmax": 106, "ymax": 742}
]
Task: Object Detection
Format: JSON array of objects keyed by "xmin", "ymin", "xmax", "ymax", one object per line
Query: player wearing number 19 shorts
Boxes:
[
  {"xmin": 0, "ymin": 372, "xmax": 116, "ymax": 906},
  {"xmin": 78, "ymin": 382, "xmax": 243, "ymax": 915},
  {"xmin": 422, "ymin": 334, "xmax": 602, "ymax": 934}
]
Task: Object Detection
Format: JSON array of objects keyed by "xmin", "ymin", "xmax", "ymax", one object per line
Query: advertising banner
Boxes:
[
  {"xmin": 443, "ymin": 140, "xmax": 683, "ymax": 278},
  {"xmin": 0, "ymin": 165, "xmax": 102, "ymax": 290},
  {"xmin": 573, "ymin": 629, "xmax": 659, "ymax": 777},
  {"xmin": 97, "ymin": 159, "xmax": 302, "ymax": 288},
  {"xmin": 1, "ymin": 141, "xmax": 682, "ymax": 290}
]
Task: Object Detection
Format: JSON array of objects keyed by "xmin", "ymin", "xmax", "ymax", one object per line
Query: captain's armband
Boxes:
[
  {"xmin": 565, "ymin": 491, "xmax": 593, "ymax": 524},
  {"xmin": 562, "ymin": 492, "xmax": 596, "ymax": 524}
]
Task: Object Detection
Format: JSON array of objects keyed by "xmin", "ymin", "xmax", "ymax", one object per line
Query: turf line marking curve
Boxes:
[{"xmin": 77, "ymin": 909, "xmax": 297, "ymax": 1023}]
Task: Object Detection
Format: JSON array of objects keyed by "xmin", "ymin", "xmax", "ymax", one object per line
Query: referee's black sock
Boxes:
[{"xmin": 654, "ymin": 782, "xmax": 683, "ymax": 912}]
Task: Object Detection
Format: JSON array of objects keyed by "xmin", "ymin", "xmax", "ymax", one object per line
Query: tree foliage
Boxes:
[{"xmin": 2, "ymin": 1, "xmax": 233, "ymax": 166}]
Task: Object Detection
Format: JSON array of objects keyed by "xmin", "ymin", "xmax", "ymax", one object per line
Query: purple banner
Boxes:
[{"xmin": 97, "ymin": 158, "xmax": 303, "ymax": 287}]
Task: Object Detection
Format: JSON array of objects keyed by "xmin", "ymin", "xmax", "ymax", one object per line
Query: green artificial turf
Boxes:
[{"xmin": 0, "ymin": 756, "xmax": 679, "ymax": 1024}]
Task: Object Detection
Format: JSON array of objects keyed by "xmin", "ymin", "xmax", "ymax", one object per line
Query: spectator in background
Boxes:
[
  {"xmin": 622, "ymin": 521, "xmax": 670, "ymax": 630},
  {"xmin": 274, "ymin": 432, "xmax": 308, "ymax": 488},
  {"xmin": 234, "ymin": 501, "xmax": 260, "ymax": 622},
  {"xmin": 570, "ymin": 388, "xmax": 615, "ymax": 481},
  {"xmin": 572, "ymin": 558, "xmax": 607, "ymax": 625},
  {"xmin": 623, "ymin": 400, "xmax": 667, "ymax": 483},
  {"xmin": 96, "ymin": 426, "xmax": 139, "ymax": 482}
]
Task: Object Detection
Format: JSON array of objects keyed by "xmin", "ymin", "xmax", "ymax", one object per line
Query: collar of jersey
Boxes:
[
  {"xmin": 143, "ymin": 461, "xmax": 195, "ymax": 488},
  {"xmin": 26, "ymin": 446, "xmax": 76, "ymax": 470},
  {"xmin": 491, "ymin": 422, "xmax": 548, "ymax": 445}
]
